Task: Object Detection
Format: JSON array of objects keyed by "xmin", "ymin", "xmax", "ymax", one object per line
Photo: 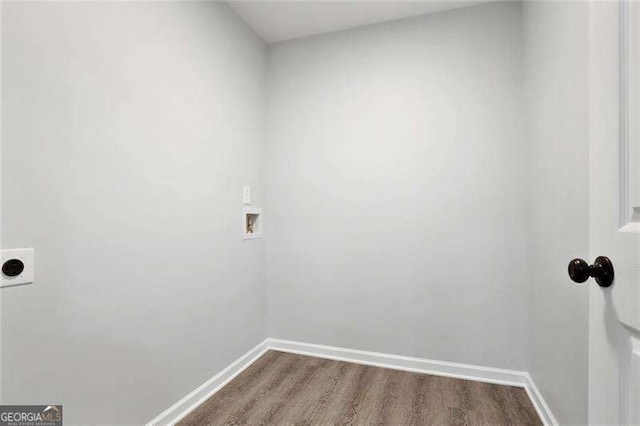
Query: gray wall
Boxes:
[
  {"xmin": 1, "ymin": 2, "xmax": 266, "ymax": 424},
  {"xmin": 0, "ymin": 2, "xmax": 593, "ymax": 423},
  {"xmin": 266, "ymin": 2, "xmax": 529, "ymax": 370},
  {"xmin": 522, "ymin": 2, "xmax": 590, "ymax": 424}
]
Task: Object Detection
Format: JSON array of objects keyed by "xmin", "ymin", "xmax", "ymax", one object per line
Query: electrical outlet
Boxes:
[
  {"xmin": 1, "ymin": 248, "xmax": 34, "ymax": 288},
  {"xmin": 243, "ymin": 186, "xmax": 251, "ymax": 205}
]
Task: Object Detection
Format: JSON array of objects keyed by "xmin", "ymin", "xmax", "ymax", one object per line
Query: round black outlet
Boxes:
[{"xmin": 2, "ymin": 259, "xmax": 24, "ymax": 277}]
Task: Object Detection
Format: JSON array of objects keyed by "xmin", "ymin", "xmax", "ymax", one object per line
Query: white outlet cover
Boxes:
[
  {"xmin": 243, "ymin": 186, "xmax": 251, "ymax": 205},
  {"xmin": 1, "ymin": 248, "xmax": 34, "ymax": 288}
]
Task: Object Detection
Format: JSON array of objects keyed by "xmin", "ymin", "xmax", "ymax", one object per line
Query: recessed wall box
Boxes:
[{"xmin": 244, "ymin": 208, "xmax": 262, "ymax": 240}]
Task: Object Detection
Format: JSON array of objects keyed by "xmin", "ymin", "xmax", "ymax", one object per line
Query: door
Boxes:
[{"xmin": 587, "ymin": 1, "xmax": 640, "ymax": 424}]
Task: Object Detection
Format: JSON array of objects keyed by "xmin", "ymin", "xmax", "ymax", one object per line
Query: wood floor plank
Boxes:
[{"xmin": 178, "ymin": 351, "xmax": 542, "ymax": 426}]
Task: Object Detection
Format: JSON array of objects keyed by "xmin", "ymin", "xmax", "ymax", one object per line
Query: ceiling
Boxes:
[{"xmin": 228, "ymin": 1, "xmax": 491, "ymax": 44}]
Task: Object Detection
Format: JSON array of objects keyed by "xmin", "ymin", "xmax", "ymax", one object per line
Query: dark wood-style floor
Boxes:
[{"xmin": 179, "ymin": 350, "xmax": 542, "ymax": 425}]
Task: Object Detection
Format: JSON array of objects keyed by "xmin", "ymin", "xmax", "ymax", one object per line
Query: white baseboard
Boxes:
[
  {"xmin": 269, "ymin": 338, "xmax": 527, "ymax": 386},
  {"xmin": 147, "ymin": 339, "xmax": 270, "ymax": 426},
  {"xmin": 148, "ymin": 337, "xmax": 557, "ymax": 426},
  {"xmin": 523, "ymin": 373, "xmax": 559, "ymax": 426}
]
